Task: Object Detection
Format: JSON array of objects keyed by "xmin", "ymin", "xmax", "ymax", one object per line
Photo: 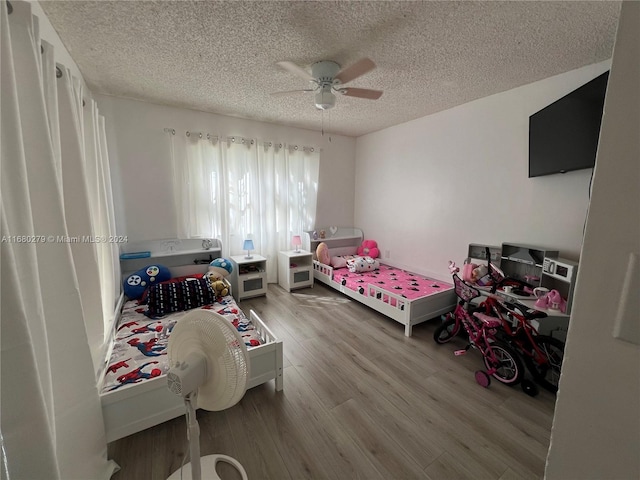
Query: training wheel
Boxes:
[
  {"xmin": 475, "ymin": 370, "xmax": 491, "ymax": 388},
  {"xmin": 521, "ymin": 379, "xmax": 539, "ymax": 397}
]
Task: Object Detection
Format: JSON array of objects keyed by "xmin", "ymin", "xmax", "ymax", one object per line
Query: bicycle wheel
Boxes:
[
  {"xmin": 433, "ymin": 317, "xmax": 461, "ymax": 344},
  {"xmin": 483, "ymin": 340, "xmax": 524, "ymax": 385},
  {"xmin": 524, "ymin": 335, "xmax": 565, "ymax": 393}
]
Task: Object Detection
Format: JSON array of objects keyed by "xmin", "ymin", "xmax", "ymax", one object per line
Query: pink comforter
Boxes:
[{"xmin": 332, "ymin": 263, "xmax": 452, "ymax": 300}]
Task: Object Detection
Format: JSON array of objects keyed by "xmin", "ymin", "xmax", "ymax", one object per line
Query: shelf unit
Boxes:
[
  {"xmin": 467, "ymin": 244, "xmax": 502, "ymax": 265},
  {"xmin": 119, "ymin": 238, "xmax": 222, "ymax": 275},
  {"xmin": 500, "ymin": 243, "xmax": 558, "ymax": 287},
  {"xmin": 302, "ymin": 227, "xmax": 363, "ymax": 258},
  {"xmin": 278, "ymin": 250, "xmax": 313, "ymax": 292},
  {"xmin": 229, "ymin": 254, "xmax": 267, "ymax": 301}
]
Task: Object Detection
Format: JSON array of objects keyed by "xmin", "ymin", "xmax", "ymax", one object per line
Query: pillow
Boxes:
[
  {"xmin": 139, "ymin": 273, "xmax": 204, "ymax": 303},
  {"xmin": 146, "ymin": 277, "xmax": 215, "ymax": 317},
  {"xmin": 123, "ymin": 264, "xmax": 171, "ymax": 299},
  {"xmin": 330, "ymin": 256, "xmax": 347, "ymax": 269},
  {"xmin": 357, "ymin": 240, "xmax": 380, "ymax": 259},
  {"xmin": 347, "ymin": 256, "xmax": 380, "ymax": 273},
  {"xmin": 330, "ymin": 255, "xmax": 357, "ymax": 269},
  {"xmin": 316, "ymin": 242, "xmax": 330, "ymax": 265}
]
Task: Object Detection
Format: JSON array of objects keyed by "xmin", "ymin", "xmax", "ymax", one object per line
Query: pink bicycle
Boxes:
[{"xmin": 435, "ymin": 274, "xmax": 524, "ymax": 388}]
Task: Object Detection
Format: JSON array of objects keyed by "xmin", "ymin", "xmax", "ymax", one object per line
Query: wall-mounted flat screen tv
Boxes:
[{"xmin": 529, "ymin": 71, "xmax": 609, "ymax": 178}]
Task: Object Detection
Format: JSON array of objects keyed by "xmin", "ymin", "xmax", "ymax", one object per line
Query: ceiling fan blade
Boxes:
[
  {"xmin": 340, "ymin": 87, "xmax": 383, "ymax": 100},
  {"xmin": 270, "ymin": 89, "xmax": 315, "ymax": 97},
  {"xmin": 276, "ymin": 61, "xmax": 314, "ymax": 81},
  {"xmin": 335, "ymin": 58, "xmax": 376, "ymax": 84}
]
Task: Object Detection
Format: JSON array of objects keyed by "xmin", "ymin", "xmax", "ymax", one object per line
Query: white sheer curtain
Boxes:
[
  {"xmin": 1, "ymin": 1, "xmax": 117, "ymax": 478},
  {"xmin": 170, "ymin": 131, "xmax": 320, "ymax": 281},
  {"xmin": 169, "ymin": 130, "xmax": 223, "ymax": 239},
  {"xmin": 84, "ymin": 98, "xmax": 119, "ymax": 345},
  {"xmin": 222, "ymin": 136, "xmax": 260, "ymax": 256},
  {"xmin": 257, "ymin": 142, "xmax": 287, "ymax": 282},
  {"xmin": 285, "ymin": 144, "xmax": 320, "ymax": 238},
  {"xmin": 56, "ymin": 65, "xmax": 104, "ymax": 371}
]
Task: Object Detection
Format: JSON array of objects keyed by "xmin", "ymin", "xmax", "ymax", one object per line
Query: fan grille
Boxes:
[
  {"xmin": 167, "ymin": 371, "xmax": 183, "ymax": 396},
  {"xmin": 168, "ymin": 310, "xmax": 249, "ymax": 411}
]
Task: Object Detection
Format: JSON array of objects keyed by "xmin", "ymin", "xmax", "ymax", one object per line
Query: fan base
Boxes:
[{"xmin": 167, "ymin": 454, "xmax": 248, "ymax": 480}]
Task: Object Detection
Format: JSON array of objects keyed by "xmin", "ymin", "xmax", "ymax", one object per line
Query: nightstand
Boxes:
[
  {"xmin": 229, "ymin": 254, "xmax": 267, "ymax": 301},
  {"xmin": 278, "ymin": 250, "xmax": 313, "ymax": 292}
]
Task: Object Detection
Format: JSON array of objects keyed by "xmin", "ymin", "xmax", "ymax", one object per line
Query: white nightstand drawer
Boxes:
[
  {"xmin": 229, "ymin": 254, "xmax": 267, "ymax": 301},
  {"xmin": 278, "ymin": 250, "xmax": 313, "ymax": 292}
]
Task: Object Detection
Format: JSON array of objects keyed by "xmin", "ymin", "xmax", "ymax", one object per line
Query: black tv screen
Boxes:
[{"xmin": 529, "ymin": 71, "xmax": 609, "ymax": 178}]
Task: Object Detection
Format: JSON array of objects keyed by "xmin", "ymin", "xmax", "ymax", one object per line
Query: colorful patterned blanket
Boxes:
[{"xmin": 102, "ymin": 295, "xmax": 261, "ymax": 393}]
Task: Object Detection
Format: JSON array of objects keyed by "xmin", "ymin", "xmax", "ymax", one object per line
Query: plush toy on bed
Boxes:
[
  {"xmin": 357, "ymin": 240, "xmax": 380, "ymax": 259},
  {"xmin": 347, "ymin": 256, "xmax": 380, "ymax": 273},
  {"xmin": 207, "ymin": 257, "xmax": 233, "ymax": 280},
  {"xmin": 205, "ymin": 258, "xmax": 232, "ymax": 299},
  {"xmin": 123, "ymin": 264, "xmax": 171, "ymax": 300},
  {"xmin": 208, "ymin": 279, "xmax": 229, "ymax": 298}
]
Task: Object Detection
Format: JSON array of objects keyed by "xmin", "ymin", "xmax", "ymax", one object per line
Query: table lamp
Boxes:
[
  {"xmin": 243, "ymin": 239, "xmax": 254, "ymax": 259},
  {"xmin": 292, "ymin": 235, "xmax": 302, "ymax": 253}
]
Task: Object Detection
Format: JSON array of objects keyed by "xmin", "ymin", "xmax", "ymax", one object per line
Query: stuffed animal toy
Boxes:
[
  {"xmin": 123, "ymin": 264, "xmax": 171, "ymax": 299},
  {"xmin": 448, "ymin": 261, "xmax": 460, "ymax": 274},
  {"xmin": 207, "ymin": 257, "xmax": 233, "ymax": 280},
  {"xmin": 462, "ymin": 262, "xmax": 477, "ymax": 283},
  {"xmin": 357, "ymin": 240, "xmax": 380, "ymax": 259},
  {"xmin": 209, "ymin": 279, "xmax": 230, "ymax": 298},
  {"xmin": 472, "ymin": 264, "xmax": 492, "ymax": 286},
  {"xmin": 472, "ymin": 264, "xmax": 488, "ymax": 282}
]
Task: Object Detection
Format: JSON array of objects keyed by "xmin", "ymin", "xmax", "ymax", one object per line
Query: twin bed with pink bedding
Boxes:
[{"xmin": 304, "ymin": 228, "xmax": 456, "ymax": 337}]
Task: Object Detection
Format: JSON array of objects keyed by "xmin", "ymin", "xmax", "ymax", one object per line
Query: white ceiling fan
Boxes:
[{"xmin": 273, "ymin": 58, "xmax": 383, "ymax": 110}]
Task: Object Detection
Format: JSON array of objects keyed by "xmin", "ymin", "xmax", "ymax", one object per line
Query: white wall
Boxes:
[
  {"xmin": 355, "ymin": 60, "xmax": 610, "ymax": 280},
  {"xmin": 546, "ymin": 2, "xmax": 639, "ymax": 478},
  {"xmin": 96, "ymin": 95, "xmax": 356, "ymax": 243}
]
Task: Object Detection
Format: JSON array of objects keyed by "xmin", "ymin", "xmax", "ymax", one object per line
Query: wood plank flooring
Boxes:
[{"xmin": 108, "ymin": 283, "xmax": 557, "ymax": 479}]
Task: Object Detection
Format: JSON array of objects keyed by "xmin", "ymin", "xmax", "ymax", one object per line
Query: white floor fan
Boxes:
[{"xmin": 166, "ymin": 310, "xmax": 250, "ymax": 480}]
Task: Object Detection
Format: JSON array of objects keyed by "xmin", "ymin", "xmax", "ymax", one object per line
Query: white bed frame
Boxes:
[
  {"xmin": 99, "ymin": 239, "xmax": 283, "ymax": 443},
  {"xmin": 304, "ymin": 228, "xmax": 456, "ymax": 337}
]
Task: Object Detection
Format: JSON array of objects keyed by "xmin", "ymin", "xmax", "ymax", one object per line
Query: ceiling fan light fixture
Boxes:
[
  {"xmin": 275, "ymin": 58, "xmax": 381, "ymax": 111},
  {"xmin": 315, "ymin": 90, "xmax": 336, "ymax": 110}
]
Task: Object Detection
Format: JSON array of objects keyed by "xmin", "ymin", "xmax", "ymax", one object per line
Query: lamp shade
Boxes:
[
  {"xmin": 243, "ymin": 239, "xmax": 254, "ymax": 251},
  {"xmin": 292, "ymin": 235, "xmax": 302, "ymax": 253}
]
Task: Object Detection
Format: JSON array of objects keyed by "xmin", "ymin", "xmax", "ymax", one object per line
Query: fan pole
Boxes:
[{"xmin": 186, "ymin": 393, "xmax": 202, "ymax": 480}]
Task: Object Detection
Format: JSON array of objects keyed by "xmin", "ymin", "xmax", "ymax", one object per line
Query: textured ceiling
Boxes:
[{"xmin": 40, "ymin": 1, "xmax": 621, "ymax": 137}]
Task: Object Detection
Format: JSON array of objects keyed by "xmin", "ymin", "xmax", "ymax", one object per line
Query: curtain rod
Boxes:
[{"xmin": 162, "ymin": 128, "xmax": 317, "ymax": 152}]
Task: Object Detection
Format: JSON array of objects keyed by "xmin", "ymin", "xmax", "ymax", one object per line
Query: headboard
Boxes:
[
  {"xmin": 302, "ymin": 227, "xmax": 363, "ymax": 258},
  {"xmin": 119, "ymin": 238, "xmax": 223, "ymax": 278}
]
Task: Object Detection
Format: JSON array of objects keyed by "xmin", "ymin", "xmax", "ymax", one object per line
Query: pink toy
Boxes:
[
  {"xmin": 535, "ymin": 295, "xmax": 549, "ymax": 309},
  {"xmin": 534, "ymin": 289, "xmax": 566, "ymax": 312},
  {"xmin": 462, "ymin": 262, "xmax": 477, "ymax": 283},
  {"xmin": 448, "ymin": 261, "xmax": 460, "ymax": 274},
  {"xmin": 357, "ymin": 240, "xmax": 380, "ymax": 259},
  {"xmin": 547, "ymin": 289, "xmax": 567, "ymax": 313}
]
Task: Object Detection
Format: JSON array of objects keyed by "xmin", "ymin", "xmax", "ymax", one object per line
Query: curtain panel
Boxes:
[
  {"xmin": 169, "ymin": 133, "xmax": 320, "ymax": 283},
  {"xmin": 1, "ymin": 1, "xmax": 118, "ymax": 478}
]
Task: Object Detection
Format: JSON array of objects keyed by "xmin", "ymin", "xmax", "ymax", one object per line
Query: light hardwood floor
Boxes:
[{"xmin": 108, "ymin": 283, "xmax": 557, "ymax": 480}]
